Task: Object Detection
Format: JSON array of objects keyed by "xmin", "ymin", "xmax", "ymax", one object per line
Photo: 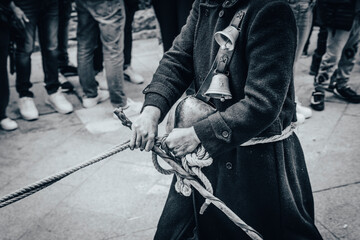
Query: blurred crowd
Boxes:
[{"xmin": 0, "ymin": 0, "xmax": 359, "ymax": 131}]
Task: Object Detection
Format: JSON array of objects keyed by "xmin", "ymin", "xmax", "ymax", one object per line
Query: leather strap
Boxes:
[{"xmin": 195, "ymin": 6, "xmax": 248, "ymax": 102}]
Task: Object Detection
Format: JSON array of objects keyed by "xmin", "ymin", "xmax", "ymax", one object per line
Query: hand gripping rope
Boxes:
[{"xmin": 0, "ymin": 108, "xmax": 296, "ymax": 240}]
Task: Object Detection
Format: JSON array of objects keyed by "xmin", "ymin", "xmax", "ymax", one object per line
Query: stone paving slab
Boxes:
[
  {"xmin": 307, "ymin": 114, "xmax": 360, "ymax": 191},
  {"xmin": 1, "ymin": 178, "xmax": 75, "ymax": 240},
  {"xmin": 314, "ymin": 184, "xmax": 360, "ymax": 240}
]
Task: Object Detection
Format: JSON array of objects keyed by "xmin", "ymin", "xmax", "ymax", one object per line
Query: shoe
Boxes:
[
  {"xmin": 124, "ymin": 66, "xmax": 144, "ymax": 84},
  {"xmin": 59, "ymin": 73, "xmax": 74, "ymax": 93},
  {"xmin": 121, "ymin": 98, "xmax": 143, "ymax": 117},
  {"xmin": 310, "ymin": 90, "xmax": 325, "ymax": 111},
  {"xmin": 296, "ymin": 102, "xmax": 312, "ymax": 119},
  {"xmin": 295, "ymin": 113, "xmax": 305, "ymax": 125},
  {"xmin": 18, "ymin": 97, "xmax": 39, "ymax": 120},
  {"xmin": 59, "ymin": 63, "xmax": 77, "ymax": 77},
  {"xmin": 334, "ymin": 86, "xmax": 360, "ymax": 103},
  {"xmin": 0, "ymin": 118, "xmax": 18, "ymax": 131},
  {"xmin": 95, "ymin": 70, "xmax": 108, "ymax": 90},
  {"xmin": 46, "ymin": 90, "xmax": 74, "ymax": 114},
  {"xmin": 82, "ymin": 89, "xmax": 110, "ymax": 108}
]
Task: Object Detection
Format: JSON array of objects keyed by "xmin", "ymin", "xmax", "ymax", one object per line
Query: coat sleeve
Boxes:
[
  {"xmin": 142, "ymin": 0, "xmax": 199, "ymax": 122},
  {"xmin": 193, "ymin": 1, "xmax": 297, "ymax": 157}
]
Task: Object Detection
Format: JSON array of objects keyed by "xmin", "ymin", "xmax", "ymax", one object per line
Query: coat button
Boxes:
[
  {"xmin": 222, "ymin": 130, "xmax": 229, "ymax": 138},
  {"xmin": 219, "ymin": 10, "xmax": 224, "ymax": 18},
  {"xmin": 226, "ymin": 162, "xmax": 232, "ymax": 170}
]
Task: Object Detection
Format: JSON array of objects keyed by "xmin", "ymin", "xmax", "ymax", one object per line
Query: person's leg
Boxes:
[
  {"xmin": 310, "ymin": 26, "xmax": 328, "ymax": 76},
  {"xmin": 289, "ymin": 0, "xmax": 315, "ymax": 119},
  {"xmin": 122, "ymin": 0, "xmax": 144, "ymax": 84},
  {"xmin": 152, "ymin": 0, "xmax": 179, "ymax": 52},
  {"xmin": 14, "ymin": 1, "xmax": 37, "ymax": 98},
  {"xmin": 76, "ymin": 0, "xmax": 100, "ymax": 99},
  {"xmin": 288, "ymin": 0, "xmax": 315, "ymax": 63},
  {"xmin": 315, "ymin": 28, "xmax": 351, "ymax": 85},
  {"xmin": 0, "ymin": 22, "xmax": 10, "ymax": 121},
  {"xmin": 57, "ymin": 0, "xmax": 72, "ymax": 67},
  {"xmin": 38, "ymin": 0, "xmax": 73, "ymax": 114},
  {"xmin": 0, "ymin": 21, "xmax": 18, "ymax": 130},
  {"xmin": 123, "ymin": 0, "xmax": 138, "ymax": 68},
  {"xmin": 38, "ymin": 0, "xmax": 61, "ymax": 95},
  {"xmin": 311, "ymin": 27, "xmax": 351, "ymax": 111},
  {"xmin": 88, "ymin": 0, "xmax": 127, "ymax": 107},
  {"xmin": 336, "ymin": 16, "xmax": 360, "ymax": 89},
  {"xmin": 333, "ymin": 15, "xmax": 360, "ymax": 103}
]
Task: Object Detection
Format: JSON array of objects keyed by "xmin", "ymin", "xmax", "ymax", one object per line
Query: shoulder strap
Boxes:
[{"xmin": 196, "ymin": 5, "xmax": 248, "ymax": 102}]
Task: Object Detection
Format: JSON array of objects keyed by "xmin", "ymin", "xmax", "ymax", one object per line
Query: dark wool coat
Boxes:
[{"xmin": 143, "ymin": 0, "xmax": 323, "ymax": 239}]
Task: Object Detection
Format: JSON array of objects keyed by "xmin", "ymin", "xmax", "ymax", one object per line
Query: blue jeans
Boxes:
[
  {"xmin": 288, "ymin": 0, "xmax": 316, "ymax": 63},
  {"xmin": 58, "ymin": 0, "xmax": 73, "ymax": 67},
  {"xmin": 76, "ymin": 0, "xmax": 127, "ymax": 107},
  {"xmin": 14, "ymin": 0, "xmax": 60, "ymax": 97}
]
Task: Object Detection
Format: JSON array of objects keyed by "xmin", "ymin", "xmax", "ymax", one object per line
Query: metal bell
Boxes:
[
  {"xmin": 214, "ymin": 25, "xmax": 239, "ymax": 51},
  {"xmin": 204, "ymin": 73, "xmax": 232, "ymax": 102}
]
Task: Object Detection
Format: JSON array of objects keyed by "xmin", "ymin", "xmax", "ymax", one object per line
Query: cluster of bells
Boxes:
[{"xmin": 204, "ymin": 25, "xmax": 239, "ymax": 102}]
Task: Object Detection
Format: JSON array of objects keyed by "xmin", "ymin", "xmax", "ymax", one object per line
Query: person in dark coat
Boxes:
[{"xmin": 129, "ymin": 0, "xmax": 323, "ymax": 239}]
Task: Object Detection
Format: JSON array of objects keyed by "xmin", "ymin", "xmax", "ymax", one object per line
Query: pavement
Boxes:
[{"xmin": 1, "ymin": 29, "xmax": 360, "ymax": 240}]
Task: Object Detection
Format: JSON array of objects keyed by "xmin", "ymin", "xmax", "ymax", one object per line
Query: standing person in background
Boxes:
[
  {"xmin": 76, "ymin": 0, "xmax": 142, "ymax": 112},
  {"xmin": 123, "ymin": 0, "xmax": 144, "ymax": 84},
  {"xmin": 309, "ymin": 25, "xmax": 328, "ymax": 76},
  {"xmin": 152, "ymin": 0, "xmax": 194, "ymax": 53},
  {"xmin": 58, "ymin": 0, "xmax": 77, "ymax": 77},
  {"xmin": 311, "ymin": 0, "xmax": 360, "ymax": 111},
  {"xmin": 288, "ymin": 0, "xmax": 316, "ymax": 123},
  {"xmin": 0, "ymin": 0, "xmax": 18, "ymax": 131},
  {"xmin": 10, "ymin": 0, "xmax": 74, "ymax": 121},
  {"xmin": 308, "ymin": 2, "xmax": 328, "ymax": 76},
  {"xmin": 128, "ymin": 0, "xmax": 323, "ymax": 238},
  {"xmin": 58, "ymin": 0, "xmax": 76, "ymax": 92}
]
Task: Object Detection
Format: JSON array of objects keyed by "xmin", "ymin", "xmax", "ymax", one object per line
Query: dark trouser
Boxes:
[
  {"xmin": 123, "ymin": 0, "xmax": 138, "ymax": 68},
  {"xmin": 14, "ymin": 0, "xmax": 60, "ymax": 98},
  {"xmin": 58, "ymin": 0, "xmax": 72, "ymax": 67},
  {"xmin": 152, "ymin": 0, "xmax": 194, "ymax": 52},
  {"xmin": 0, "ymin": 21, "xmax": 10, "ymax": 120},
  {"xmin": 310, "ymin": 26, "xmax": 328, "ymax": 75}
]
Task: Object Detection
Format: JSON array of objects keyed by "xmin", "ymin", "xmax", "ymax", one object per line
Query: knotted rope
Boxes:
[{"xmin": 0, "ymin": 108, "xmax": 297, "ymax": 240}]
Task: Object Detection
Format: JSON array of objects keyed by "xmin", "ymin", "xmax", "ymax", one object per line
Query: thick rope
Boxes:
[
  {"xmin": 149, "ymin": 120, "xmax": 297, "ymax": 240},
  {"xmin": 0, "ymin": 141, "xmax": 130, "ymax": 208},
  {"xmin": 1, "ymin": 109, "xmax": 294, "ymax": 240}
]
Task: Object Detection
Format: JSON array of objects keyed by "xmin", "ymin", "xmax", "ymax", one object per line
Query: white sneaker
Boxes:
[
  {"xmin": 295, "ymin": 96, "xmax": 312, "ymax": 119},
  {"xmin": 124, "ymin": 66, "xmax": 144, "ymax": 84},
  {"xmin": 46, "ymin": 90, "xmax": 74, "ymax": 114},
  {"xmin": 122, "ymin": 98, "xmax": 143, "ymax": 117},
  {"xmin": 296, "ymin": 113, "xmax": 306, "ymax": 125},
  {"xmin": 0, "ymin": 118, "xmax": 18, "ymax": 131},
  {"xmin": 18, "ymin": 97, "xmax": 39, "ymax": 120},
  {"xmin": 296, "ymin": 103, "xmax": 312, "ymax": 119},
  {"xmin": 82, "ymin": 89, "xmax": 110, "ymax": 108}
]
